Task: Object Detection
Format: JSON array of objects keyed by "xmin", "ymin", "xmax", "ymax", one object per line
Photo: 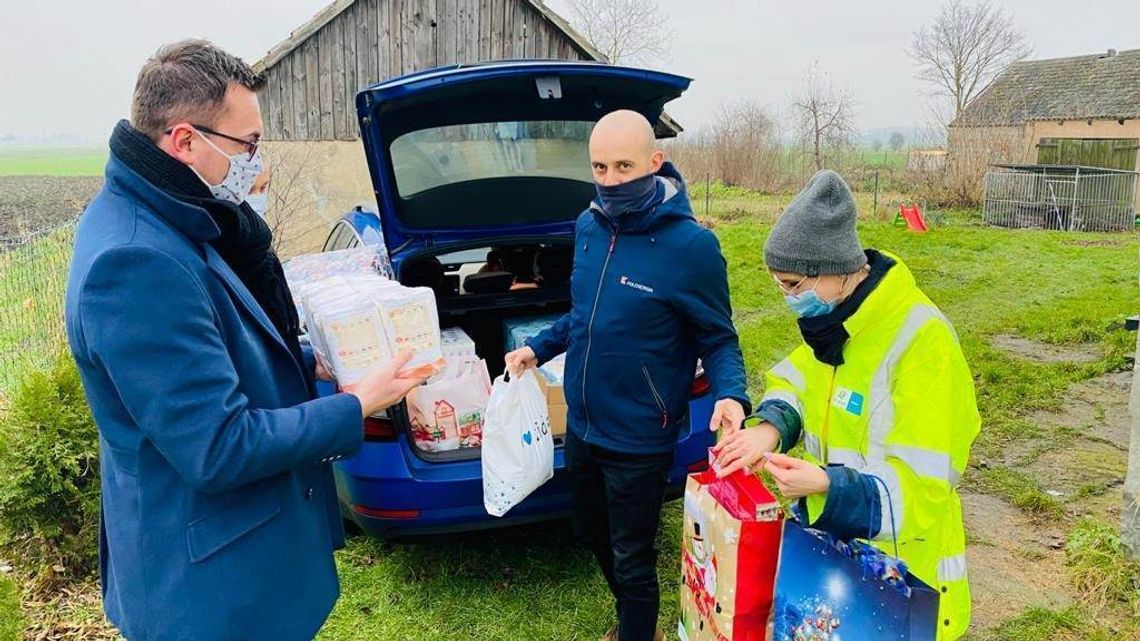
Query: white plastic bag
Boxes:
[{"xmin": 482, "ymin": 369, "xmax": 554, "ymax": 517}]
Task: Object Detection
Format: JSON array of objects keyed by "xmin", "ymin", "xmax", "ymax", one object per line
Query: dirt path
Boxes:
[{"xmin": 965, "ymin": 339, "xmax": 1132, "ymax": 637}]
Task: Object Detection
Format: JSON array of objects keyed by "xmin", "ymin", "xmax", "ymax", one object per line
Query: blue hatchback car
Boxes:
[{"xmin": 317, "ymin": 60, "xmax": 715, "ymax": 539}]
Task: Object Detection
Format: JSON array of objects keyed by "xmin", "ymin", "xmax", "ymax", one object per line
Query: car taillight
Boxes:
[
  {"xmin": 363, "ymin": 413, "xmax": 397, "ymax": 441},
  {"xmin": 691, "ymin": 372, "xmax": 711, "ymax": 398},
  {"xmin": 351, "ymin": 505, "xmax": 421, "ymax": 519}
]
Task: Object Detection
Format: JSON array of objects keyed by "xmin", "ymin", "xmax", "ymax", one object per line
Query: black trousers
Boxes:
[{"xmin": 564, "ymin": 431, "xmax": 675, "ymax": 641}]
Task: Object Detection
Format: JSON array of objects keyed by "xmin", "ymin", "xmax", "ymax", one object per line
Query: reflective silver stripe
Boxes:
[
  {"xmin": 761, "ymin": 390, "xmax": 803, "ymax": 417},
  {"xmin": 886, "ymin": 444, "xmax": 961, "ymax": 486},
  {"xmin": 867, "ymin": 305, "xmax": 941, "ymax": 461},
  {"xmin": 804, "ymin": 431, "xmax": 823, "ymax": 461},
  {"xmin": 863, "ymin": 462, "xmax": 904, "ymax": 542},
  {"xmin": 929, "ymin": 306, "xmax": 961, "ymax": 343},
  {"xmin": 937, "ymin": 553, "xmax": 968, "ymax": 582},
  {"xmin": 862, "ymin": 306, "xmax": 946, "ymax": 541},
  {"xmin": 770, "ymin": 358, "xmax": 806, "ymax": 392},
  {"xmin": 828, "ymin": 447, "xmax": 866, "ymax": 468}
]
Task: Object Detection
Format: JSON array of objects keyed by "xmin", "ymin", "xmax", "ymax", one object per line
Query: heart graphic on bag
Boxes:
[{"xmin": 522, "ymin": 431, "xmax": 533, "ymax": 445}]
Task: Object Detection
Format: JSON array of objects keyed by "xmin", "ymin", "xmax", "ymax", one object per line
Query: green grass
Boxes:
[
  {"xmin": 0, "ymin": 147, "xmax": 106, "ymax": 176},
  {"xmin": 1065, "ymin": 518, "xmax": 1140, "ymax": 615},
  {"xmin": 689, "ymin": 180, "xmax": 915, "ymax": 223},
  {"xmin": 0, "ymin": 574, "xmax": 23, "ymax": 641},
  {"xmin": 967, "ymin": 467, "xmax": 1063, "ymax": 517},
  {"xmin": 977, "ymin": 607, "xmax": 1104, "ymax": 641}
]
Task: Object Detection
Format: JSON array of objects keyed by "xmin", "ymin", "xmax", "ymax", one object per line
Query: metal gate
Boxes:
[{"xmin": 982, "ymin": 164, "xmax": 1138, "ymax": 232}]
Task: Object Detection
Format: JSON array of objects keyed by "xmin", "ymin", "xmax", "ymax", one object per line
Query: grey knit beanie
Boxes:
[{"xmin": 764, "ymin": 170, "xmax": 866, "ymax": 276}]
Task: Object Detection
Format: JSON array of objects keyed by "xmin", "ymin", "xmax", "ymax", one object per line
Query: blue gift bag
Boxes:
[
  {"xmin": 771, "ymin": 476, "xmax": 940, "ymax": 641},
  {"xmin": 772, "ymin": 521, "xmax": 940, "ymax": 640}
]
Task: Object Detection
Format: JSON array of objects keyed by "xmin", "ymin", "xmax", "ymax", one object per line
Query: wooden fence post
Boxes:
[{"xmin": 1124, "ymin": 326, "xmax": 1140, "ymax": 558}]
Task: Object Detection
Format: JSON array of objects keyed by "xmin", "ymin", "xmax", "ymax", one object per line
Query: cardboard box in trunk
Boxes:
[{"xmin": 535, "ymin": 373, "xmax": 567, "ymax": 438}]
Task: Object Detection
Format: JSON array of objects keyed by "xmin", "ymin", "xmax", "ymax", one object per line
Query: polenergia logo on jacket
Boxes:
[{"xmin": 619, "ymin": 275, "xmax": 655, "ymax": 294}]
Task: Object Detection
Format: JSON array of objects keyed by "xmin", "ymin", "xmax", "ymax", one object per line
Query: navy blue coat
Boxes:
[
  {"xmin": 64, "ymin": 154, "xmax": 365, "ymax": 641},
  {"xmin": 528, "ymin": 163, "xmax": 750, "ymax": 455}
]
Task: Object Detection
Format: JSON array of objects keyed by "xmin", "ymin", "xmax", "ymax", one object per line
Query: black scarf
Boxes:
[
  {"xmin": 797, "ymin": 250, "xmax": 895, "ymax": 367},
  {"xmin": 110, "ymin": 120, "xmax": 307, "ymax": 378}
]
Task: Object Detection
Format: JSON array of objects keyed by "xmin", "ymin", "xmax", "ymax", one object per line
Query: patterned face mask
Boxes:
[{"xmin": 190, "ymin": 128, "xmax": 264, "ymax": 205}]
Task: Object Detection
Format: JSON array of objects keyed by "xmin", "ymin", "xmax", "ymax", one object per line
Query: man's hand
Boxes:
[
  {"xmin": 761, "ymin": 453, "xmax": 830, "ymax": 499},
  {"xmin": 342, "ymin": 352, "xmax": 427, "ymax": 418},
  {"xmin": 711, "ymin": 421, "xmax": 780, "ymax": 477},
  {"xmin": 504, "ymin": 346, "xmax": 538, "ymax": 377},
  {"xmin": 709, "ymin": 398, "xmax": 746, "ymax": 432}
]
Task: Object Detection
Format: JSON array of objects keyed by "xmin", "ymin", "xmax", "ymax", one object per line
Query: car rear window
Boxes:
[{"xmin": 390, "ymin": 120, "xmax": 593, "ymax": 197}]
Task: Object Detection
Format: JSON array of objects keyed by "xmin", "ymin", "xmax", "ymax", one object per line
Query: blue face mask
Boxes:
[
  {"xmin": 595, "ymin": 172, "xmax": 659, "ymax": 218},
  {"xmin": 784, "ymin": 287, "xmax": 837, "ymax": 318},
  {"xmin": 245, "ymin": 192, "xmax": 269, "ymax": 218}
]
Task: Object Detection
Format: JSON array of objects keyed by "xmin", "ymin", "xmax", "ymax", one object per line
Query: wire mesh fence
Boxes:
[
  {"xmin": 983, "ymin": 165, "xmax": 1139, "ymax": 232},
  {"xmin": 0, "ymin": 221, "xmax": 76, "ymax": 397}
]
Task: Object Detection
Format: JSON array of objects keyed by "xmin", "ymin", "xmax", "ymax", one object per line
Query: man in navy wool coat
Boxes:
[{"xmin": 65, "ymin": 40, "xmax": 424, "ymax": 641}]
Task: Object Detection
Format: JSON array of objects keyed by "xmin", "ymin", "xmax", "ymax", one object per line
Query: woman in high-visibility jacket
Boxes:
[{"xmin": 713, "ymin": 170, "xmax": 980, "ymax": 640}]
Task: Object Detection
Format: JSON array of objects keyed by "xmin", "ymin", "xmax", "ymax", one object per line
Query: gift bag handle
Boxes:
[{"xmin": 866, "ymin": 474, "xmax": 900, "ymax": 559}]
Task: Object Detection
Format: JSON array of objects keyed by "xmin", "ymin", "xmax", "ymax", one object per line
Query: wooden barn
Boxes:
[
  {"xmin": 250, "ymin": 0, "xmax": 677, "ymax": 255},
  {"xmin": 948, "ymin": 48, "xmax": 1140, "ymax": 202}
]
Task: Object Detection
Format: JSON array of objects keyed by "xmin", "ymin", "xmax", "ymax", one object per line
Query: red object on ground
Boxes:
[{"xmin": 899, "ymin": 204, "xmax": 929, "ymax": 232}]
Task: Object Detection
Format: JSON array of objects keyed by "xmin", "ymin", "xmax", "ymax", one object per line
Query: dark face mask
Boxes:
[{"xmin": 595, "ymin": 172, "xmax": 659, "ymax": 218}]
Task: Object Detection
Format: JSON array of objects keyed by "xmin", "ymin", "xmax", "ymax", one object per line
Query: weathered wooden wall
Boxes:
[{"xmin": 257, "ymin": 0, "xmax": 592, "ymax": 141}]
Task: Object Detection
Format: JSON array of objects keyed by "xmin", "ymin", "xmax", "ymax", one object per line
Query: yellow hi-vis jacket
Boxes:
[{"xmin": 761, "ymin": 253, "xmax": 979, "ymax": 640}]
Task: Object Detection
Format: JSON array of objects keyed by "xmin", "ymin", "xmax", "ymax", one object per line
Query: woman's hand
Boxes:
[
  {"xmin": 711, "ymin": 422, "xmax": 781, "ymax": 477},
  {"xmin": 761, "ymin": 453, "xmax": 830, "ymax": 499}
]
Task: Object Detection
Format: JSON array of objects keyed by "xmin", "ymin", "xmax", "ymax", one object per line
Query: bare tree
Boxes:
[
  {"xmin": 564, "ymin": 0, "xmax": 672, "ymax": 65},
  {"xmin": 791, "ymin": 62, "xmax": 857, "ymax": 172},
  {"xmin": 908, "ymin": 1, "xmax": 1031, "ymax": 121},
  {"xmin": 889, "ymin": 132, "xmax": 906, "ymax": 152},
  {"xmin": 708, "ymin": 100, "xmax": 784, "ymax": 190},
  {"xmin": 260, "ymin": 143, "xmax": 322, "ymax": 256}
]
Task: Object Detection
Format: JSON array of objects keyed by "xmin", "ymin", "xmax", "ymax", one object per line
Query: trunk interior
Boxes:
[{"xmin": 394, "ymin": 239, "xmax": 573, "ymax": 463}]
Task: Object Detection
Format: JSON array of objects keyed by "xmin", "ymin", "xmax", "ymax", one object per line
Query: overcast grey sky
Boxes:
[{"xmin": 3, "ymin": 0, "xmax": 1138, "ymax": 145}]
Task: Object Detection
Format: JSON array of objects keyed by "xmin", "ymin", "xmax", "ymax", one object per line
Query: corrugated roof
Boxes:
[{"xmin": 951, "ymin": 48, "xmax": 1140, "ymax": 127}]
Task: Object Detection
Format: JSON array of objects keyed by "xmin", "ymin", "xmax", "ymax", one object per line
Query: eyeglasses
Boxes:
[
  {"xmin": 165, "ymin": 124, "xmax": 261, "ymax": 160},
  {"xmin": 773, "ymin": 273, "xmax": 815, "ymax": 295},
  {"xmin": 773, "ymin": 272, "xmax": 854, "ymax": 296}
]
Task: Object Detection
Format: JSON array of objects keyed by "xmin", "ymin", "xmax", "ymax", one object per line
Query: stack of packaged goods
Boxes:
[
  {"xmin": 504, "ymin": 314, "xmax": 568, "ymax": 439},
  {"xmin": 283, "ymin": 246, "xmax": 393, "ymax": 327},
  {"xmin": 298, "ymin": 274, "xmax": 445, "ymax": 385},
  {"xmin": 408, "ymin": 327, "xmax": 492, "ymax": 452},
  {"xmin": 503, "ymin": 313, "xmax": 564, "ymax": 352}
]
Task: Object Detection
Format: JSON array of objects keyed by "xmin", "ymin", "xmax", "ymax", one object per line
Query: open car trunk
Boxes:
[
  {"xmin": 393, "ymin": 238, "xmax": 573, "ymax": 463},
  {"xmin": 356, "ymin": 61, "xmax": 692, "ymax": 255}
]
